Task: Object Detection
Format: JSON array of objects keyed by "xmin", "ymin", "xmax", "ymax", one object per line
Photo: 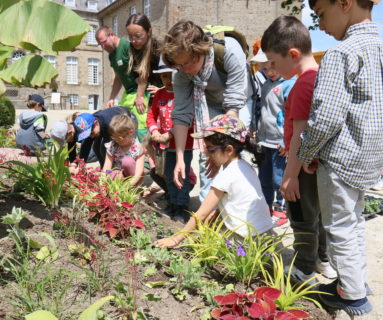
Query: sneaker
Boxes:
[
  {"xmin": 172, "ymin": 205, "xmax": 190, "ymax": 223},
  {"xmin": 316, "ymin": 258, "xmax": 337, "ymax": 279},
  {"xmin": 318, "ymin": 280, "xmax": 372, "ymax": 316},
  {"xmin": 285, "ymin": 265, "xmax": 318, "ymax": 286}
]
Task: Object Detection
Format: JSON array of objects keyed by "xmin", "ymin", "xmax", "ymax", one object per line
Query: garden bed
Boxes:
[{"xmin": 0, "ymin": 148, "xmax": 334, "ymax": 320}]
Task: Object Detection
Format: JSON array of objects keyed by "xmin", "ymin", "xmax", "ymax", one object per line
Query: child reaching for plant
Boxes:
[
  {"xmin": 156, "ymin": 115, "xmax": 274, "ymax": 248},
  {"xmin": 102, "ymin": 114, "xmax": 145, "ymax": 186}
]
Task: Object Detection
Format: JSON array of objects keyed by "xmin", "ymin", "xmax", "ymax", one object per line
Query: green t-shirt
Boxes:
[{"xmin": 109, "ymin": 38, "xmax": 137, "ymax": 94}]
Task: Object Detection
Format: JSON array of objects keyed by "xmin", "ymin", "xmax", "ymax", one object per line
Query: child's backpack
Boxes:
[{"xmin": 203, "ymin": 25, "xmax": 249, "ymax": 74}]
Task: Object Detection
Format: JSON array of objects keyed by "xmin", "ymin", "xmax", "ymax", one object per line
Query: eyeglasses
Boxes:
[
  {"xmin": 206, "ymin": 145, "xmax": 222, "ymax": 154},
  {"xmin": 98, "ymin": 34, "xmax": 110, "ymax": 46},
  {"xmin": 170, "ymin": 55, "xmax": 200, "ymax": 71},
  {"xmin": 128, "ymin": 34, "xmax": 145, "ymax": 42}
]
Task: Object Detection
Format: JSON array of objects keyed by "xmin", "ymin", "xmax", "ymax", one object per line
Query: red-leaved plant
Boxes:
[
  {"xmin": 211, "ymin": 286, "xmax": 310, "ymax": 320},
  {"xmin": 70, "ymin": 159, "xmax": 144, "ymax": 238}
]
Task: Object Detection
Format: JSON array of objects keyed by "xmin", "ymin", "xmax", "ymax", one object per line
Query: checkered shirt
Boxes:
[{"xmin": 297, "ymin": 22, "xmax": 383, "ymax": 190}]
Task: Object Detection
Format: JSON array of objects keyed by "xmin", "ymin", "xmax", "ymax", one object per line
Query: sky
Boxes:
[{"xmin": 302, "ymin": 0, "xmax": 383, "ymax": 51}]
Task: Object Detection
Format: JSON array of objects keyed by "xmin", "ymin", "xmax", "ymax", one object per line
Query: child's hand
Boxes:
[
  {"xmin": 155, "ymin": 236, "xmax": 181, "ymax": 248},
  {"xmin": 303, "ymin": 159, "xmax": 318, "ymax": 174},
  {"xmin": 69, "ymin": 163, "xmax": 79, "ymax": 175},
  {"xmin": 151, "ymin": 131, "xmax": 162, "ymax": 143},
  {"xmin": 277, "ymin": 145, "xmax": 287, "ymax": 157},
  {"xmin": 147, "ymin": 85, "xmax": 159, "ymax": 96},
  {"xmin": 280, "ymin": 174, "xmax": 300, "ymax": 202}
]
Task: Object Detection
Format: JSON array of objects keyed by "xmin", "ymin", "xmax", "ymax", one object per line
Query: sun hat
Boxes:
[
  {"xmin": 250, "ymin": 48, "xmax": 268, "ymax": 64},
  {"xmin": 191, "ymin": 114, "xmax": 247, "ymax": 142},
  {"xmin": 153, "ymin": 56, "xmax": 175, "ymax": 74},
  {"xmin": 29, "ymin": 94, "xmax": 46, "ymax": 111},
  {"xmin": 50, "ymin": 121, "xmax": 68, "ymax": 146},
  {"xmin": 74, "ymin": 113, "xmax": 96, "ymax": 141}
]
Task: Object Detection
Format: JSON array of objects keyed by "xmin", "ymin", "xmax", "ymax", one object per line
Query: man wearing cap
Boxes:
[{"xmin": 16, "ymin": 94, "xmax": 49, "ymax": 154}]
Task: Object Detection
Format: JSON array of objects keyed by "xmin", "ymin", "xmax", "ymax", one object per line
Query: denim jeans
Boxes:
[
  {"xmin": 258, "ymin": 147, "xmax": 286, "ymax": 208},
  {"xmin": 165, "ymin": 150, "xmax": 193, "ymax": 206}
]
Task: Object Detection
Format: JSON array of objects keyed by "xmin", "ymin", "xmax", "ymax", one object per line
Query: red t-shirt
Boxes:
[
  {"xmin": 147, "ymin": 88, "xmax": 194, "ymax": 150},
  {"xmin": 284, "ymin": 68, "xmax": 318, "ymax": 152}
]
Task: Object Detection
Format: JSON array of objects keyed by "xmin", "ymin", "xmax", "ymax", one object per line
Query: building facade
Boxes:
[
  {"xmin": 5, "ymin": 0, "xmax": 292, "ymax": 109},
  {"xmin": 98, "ymin": 0, "xmax": 291, "ymax": 106},
  {"xmin": 5, "ymin": 0, "xmax": 109, "ymax": 110}
]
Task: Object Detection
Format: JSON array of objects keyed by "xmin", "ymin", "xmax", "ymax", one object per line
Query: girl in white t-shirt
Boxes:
[
  {"xmin": 156, "ymin": 114, "xmax": 274, "ymax": 248},
  {"xmin": 103, "ymin": 114, "xmax": 145, "ymax": 186}
]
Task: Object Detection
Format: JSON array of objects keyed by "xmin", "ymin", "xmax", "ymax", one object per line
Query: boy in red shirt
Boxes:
[
  {"xmin": 261, "ymin": 16, "xmax": 336, "ymax": 284},
  {"xmin": 147, "ymin": 60, "xmax": 195, "ymax": 222}
]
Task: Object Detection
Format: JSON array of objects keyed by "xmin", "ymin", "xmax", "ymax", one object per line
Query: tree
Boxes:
[
  {"xmin": 0, "ymin": 0, "xmax": 91, "ymax": 95},
  {"xmin": 281, "ymin": 0, "xmax": 319, "ymax": 29}
]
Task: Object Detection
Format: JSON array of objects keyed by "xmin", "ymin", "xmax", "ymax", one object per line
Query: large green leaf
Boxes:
[
  {"xmin": 78, "ymin": 296, "xmax": 114, "ymax": 320},
  {"xmin": 0, "ymin": 0, "xmax": 91, "ymax": 55},
  {"xmin": 0, "ymin": 0, "xmax": 20, "ymax": 13},
  {"xmin": 0, "ymin": 79, "xmax": 6, "ymax": 95},
  {"xmin": 0, "ymin": 44, "xmax": 13, "ymax": 70},
  {"xmin": 0, "ymin": 55, "xmax": 57, "ymax": 88},
  {"xmin": 25, "ymin": 310, "xmax": 59, "ymax": 320}
]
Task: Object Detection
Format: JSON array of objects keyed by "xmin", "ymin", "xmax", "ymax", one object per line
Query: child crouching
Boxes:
[
  {"xmin": 156, "ymin": 114, "xmax": 274, "ymax": 248},
  {"xmin": 103, "ymin": 114, "xmax": 145, "ymax": 186}
]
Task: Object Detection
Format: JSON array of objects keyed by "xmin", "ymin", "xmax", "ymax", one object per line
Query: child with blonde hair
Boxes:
[{"xmin": 103, "ymin": 114, "xmax": 145, "ymax": 185}]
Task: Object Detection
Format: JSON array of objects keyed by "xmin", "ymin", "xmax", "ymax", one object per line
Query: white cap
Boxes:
[
  {"xmin": 153, "ymin": 55, "xmax": 175, "ymax": 74},
  {"xmin": 250, "ymin": 48, "xmax": 268, "ymax": 64},
  {"xmin": 50, "ymin": 121, "xmax": 68, "ymax": 146}
]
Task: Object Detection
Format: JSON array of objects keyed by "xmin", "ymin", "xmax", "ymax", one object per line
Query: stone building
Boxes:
[
  {"xmin": 5, "ymin": 0, "xmax": 292, "ymax": 109},
  {"xmin": 5, "ymin": 0, "xmax": 109, "ymax": 110},
  {"xmin": 98, "ymin": 0, "xmax": 291, "ymax": 106}
]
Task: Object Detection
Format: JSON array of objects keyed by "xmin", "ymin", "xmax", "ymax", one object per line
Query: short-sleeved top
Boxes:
[
  {"xmin": 211, "ymin": 159, "xmax": 273, "ymax": 237},
  {"xmin": 109, "ymin": 38, "xmax": 138, "ymax": 94},
  {"xmin": 284, "ymin": 68, "xmax": 318, "ymax": 152},
  {"xmin": 105, "ymin": 140, "xmax": 143, "ymax": 169}
]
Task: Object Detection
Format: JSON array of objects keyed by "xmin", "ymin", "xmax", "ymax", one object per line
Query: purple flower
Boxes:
[
  {"xmin": 106, "ymin": 170, "xmax": 112, "ymax": 174},
  {"xmin": 225, "ymin": 239, "xmax": 233, "ymax": 249},
  {"xmin": 236, "ymin": 245, "xmax": 246, "ymax": 257}
]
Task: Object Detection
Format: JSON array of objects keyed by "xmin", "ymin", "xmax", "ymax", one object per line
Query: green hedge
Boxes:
[{"xmin": 0, "ymin": 95, "xmax": 15, "ymax": 128}]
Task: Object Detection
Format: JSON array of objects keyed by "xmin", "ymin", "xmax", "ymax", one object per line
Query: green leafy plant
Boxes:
[
  {"xmin": 166, "ymin": 259, "xmax": 206, "ymax": 300},
  {"xmin": 0, "ymin": 95, "xmax": 15, "ymax": 128},
  {"xmin": 129, "ymin": 228, "xmax": 152, "ymax": 249},
  {"xmin": 1, "ymin": 145, "xmax": 71, "ymax": 208},
  {"xmin": 0, "ymin": 127, "xmax": 16, "ymax": 148},
  {"xmin": 23, "ymin": 295, "xmax": 114, "ymax": 320},
  {"xmin": 0, "ymin": 0, "xmax": 91, "ymax": 94},
  {"xmin": 68, "ymin": 243, "xmax": 96, "ymax": 265},
  {"xmin": 200, "ymin": 281, "xmax": 234, "ymax": 307},
  {"xmin": 180, "ymin": 213, "xmax": 235, "ymax": 266},
  {"xmin": 262, "ymin": 253, "xmax": 324, "ymax": 310},
  {"xmin": 218, "ymin": 230, "xmax": 285, "ymax": 285},
  {"xmin": 364, "ymin": 198, "xmax": 382, "ymax": 214},
  {"xmin": 100, "ymin": 173, "xmax": 141, "ymax": 205}
]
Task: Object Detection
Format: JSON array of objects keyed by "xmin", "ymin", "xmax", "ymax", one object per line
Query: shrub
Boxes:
[{"xmin": 0, "ymin": 95, "xmax": 15, "ymax": 128}]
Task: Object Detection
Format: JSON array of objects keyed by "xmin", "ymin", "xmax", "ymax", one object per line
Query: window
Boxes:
[
  {"xmin": 143, "ymin": 0, "xmax": 150, "ymax": 18},
  {"xmin": 12, "ymin": 50, "xmax": 26, "ymax": 61},
  {"xmin": 64, "ymin": 0, "xmax": 75, "ymax": 7},
  {"xmin": 130, "ymin": 6, "xmax": 136, "ymax": 15},
  {"xmin": 88, "ymin": 95, "xmax": 99, "ymax": 110},
  {"xmin": 88, "ymin": 58, "xmax": 99, "ymax": 85},
  {"xmin": 112, "ymin": 16, "xmax": 118, "ymax": 36},
  {"xmin": 66, "ymin": 57, "xmax": 78, "ymax": 84},
  {"xmin": 105, "ymin": 0, "xmax": 115, "ymax": 5},
  {"xmin": 87, "ymin": 0, "xmax": 97, "ymax": 10},
  {"xmin": 87, "ymin": 25, "xmax": 98, "ymax": 45},
  {"xmin": 44, "ymin": 55, "xmax": 56, "ymax": 68},
  {"xmin": 68, "ymin": 94, "xmax": 79, "ymax": 106}
]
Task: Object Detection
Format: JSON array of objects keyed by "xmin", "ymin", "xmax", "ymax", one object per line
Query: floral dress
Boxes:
[{"xmin": 104, "ymin": 140, "xmax": 143, "ymax": 169}]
